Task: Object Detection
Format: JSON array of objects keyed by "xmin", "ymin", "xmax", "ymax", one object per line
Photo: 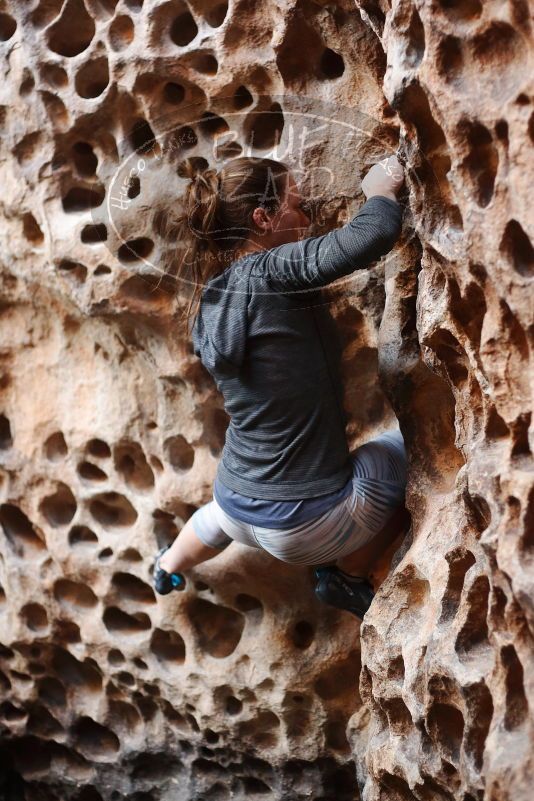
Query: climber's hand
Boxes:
[{"xmin": 361, "ymin": 154, "xmax": 405, "ymax": 202}]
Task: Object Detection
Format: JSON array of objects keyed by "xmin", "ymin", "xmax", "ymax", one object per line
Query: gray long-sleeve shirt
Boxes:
[{"xmin": 192, "ymin": 195, "xmax": 403, "ymax": 500}]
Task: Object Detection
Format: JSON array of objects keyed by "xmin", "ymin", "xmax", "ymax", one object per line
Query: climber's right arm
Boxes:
[{"xmin": 253, "ymin": 195, "xmax": 403, "ymax": 293}]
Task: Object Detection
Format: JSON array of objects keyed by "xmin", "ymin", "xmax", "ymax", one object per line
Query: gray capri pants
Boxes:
[{"xmin": 189, "ymin": 429, "xmax": 408, "ymax": 566}]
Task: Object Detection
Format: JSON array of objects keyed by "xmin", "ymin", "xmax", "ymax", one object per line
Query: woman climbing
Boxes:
[{"xmin": 152, "ymin": 152, "xmax": 409, "ymax": 620}]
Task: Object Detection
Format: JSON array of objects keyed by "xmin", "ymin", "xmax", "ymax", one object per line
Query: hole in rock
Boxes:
[
  {"xmin": 437, "ymin": 35, "xmax": 463, "ymax": 82},
  {"xmin": 163, "ymin": 81, "xmax": 185, "ymax": 104},
  {"xmin": 21, "ymin": 603, "xmax": 48, "ymax": 632},
  {"xmin": 150, "ymin": 628, "xmax": 186, "ymax": 665},
  {"xmin": 108, "ymin": 699, "xmax": 142, "ymax": 729},
  {"xmin": 72, "ymin": 142, "xmax": 98, "ymax": 177},
  {"xmin": 381, "ymin": 697, "xmax": 412, "ymax": 735},
  {"xmin": 108, "ymin": 649, "xmax": 125, "ymax": 665},
  {"xmin": 153, "ymin": 510, "xmax": 179, "ymax": 549},
  {"xmin": 0, "ymin": 701, "xmax": 26, "ymax": 721},
  {"xmin": 0, "ymin": 12, "xmax": 17, "ymax": 40},
  {"xmin": 71, "ymin": 716, "xmax": 120, "ymax": 760},
  {"xmin": 291, "ymin": 620, "xmax": 314, "ymax": 649},
  {"xmin": 199, "ymin": 111, "xmax": 229, "ymax": 139},
  {"xmin": 69, "ymin": 525, "xmax": 98, "ymax": 547},
  {"xmin": 40, "ymin": 483, "xmax": 77, "ymax": 527},
  {"xmin": 37, "ymin": 676, "xmax": 67, "ymax": 707},
  {"xmin": 499, "ymin": 219, "xmax": 534, "ymax": 278},
  {"xmin": 54, "ymin": 579, "xmax": 98, "ymax": 609},
  {"xmin": 118, "ymin": 547, "xmax": 143, "ymax": 562},
  {"xmin": 246, "ymin": 102, "xmax": 284, "ymax": 150},
  {"xmin": 57, "ymin": 259, "xmax": 88, "ymax": 283},
  {"xmin": 117, "ymin": 237, "xmax": 154, "ymax": 263},
  {"xmin": 113, "ymin": 441, "xmax": 155, "ymax": 490},
  {"xmin": 0, "ymin": 503, "xmax": 46, "ymax": 555},
  {"xmin": 44, "ymin": 431, "xmax": 68, "ymax": 460},
  {"xmin": 26, "ymin": 704, "xmax": 64, "ymax": 737},
  {"xmin": 81, "ymin": 224, "xmax": 107, "ymax": 244},
  {"xmin": 464, "ymin": 492, "xmax": 491, "ymax": 537},
  {"xmin": 324, "ymin": 718, "xmax": 350, "ymax": 751},
  {"xmin": 437, "ymin": 0, "xmax": 482, "ymax": 20},
  {"xmin": 103, "ymin": 606, "xmax": 151, "ymax": 634},
  {"xmin": 188, "ymin": 51, "xmax": 218, "ymax": 75},
  {"xmin": 318, "ymin": 48, "xmax": 345, "ymax": 79},
  {"xmin": 111, "ymin": 573, "xmax": 156, "ymax": 604},
  {"xmin": 95, "ymin": 263, "xmax": 112, "ymax": 276},
  {"xmin": 405, "ymin": 6, "xmax": 425, "ymax": 68},
  {"xmin": 77, "ymin": 461, "xmax": 107, "ymax": 481},
  {"xmin": 458, "ymin": 119, "xmax": 498, "ymax": 207},
  {"xmin": 440, "ymin": 548, "xmax": 476, "ymax": 622},
  {"xmin": 118, "ymin": 275, "xmax": 171, "ymax": 307},
  {"xmin": 62, "ymin": 185, "xmax": 105, "ymax": 212},
  {"xmin": 109, "ymin": 14, "xmax": 135, "ymax": 50},
  {"xmin": 47, "ymin": 0, "xmax": 95, "ymax": 57},
  {"xmin": 52, "ymin": 647, "xmax": 102, "ymax": 692},
  {"xmin": 234, "ymin": 85, "xmax": 253, "ymax": 109},
  {"xmin": 129, "ymin": 118, "xmax": 158, "ymax": 156},
  {"xmin": 86, "ymin": 438, "xmax": 111, "ymax": 458},
  {"xmin": 174, "ymin": 125, "xmax": 198, "ymax": 153},
  {"xmin": 502, "ymin": 644, "xmax": 528, "ymax": 730},
  {"xmin": 427, "ymin": 702, "xmax": 464, "ymax": 761},
  {"xmin": 463, "ymin": 679, "xmax": 493, "ymax": 770},
  {"xmin": 115, "ymin": 670, "xmax": 135, "ymax": 686},
  {"xmin": 455, "ymin": 575, "xmax": 490, "ymax": 658},
  {"xmin": 88, "ymin": 492, "xmax": 138, "ymax": 528},
  {"xmin": 205, "ymin": 2, "xmax": 228, "ymax": 27},
  {"xmin": 170, "ymin": 10, "xmax": 198, "ymax": 45},
  {"xmin": 234, "ymin": 594, "xmax": 263, "ymax": 614},
  {"xmin": 75, "ymin": 57, "xmax": 109, "ymax": 98},
  {"xmin": 22, "ymin": 212, "xmax": 44, "ymax": 245},
  {"xmin": 241, "ymin": 777, "xmax": 271, "ymax": 794},
  {"xmin": 99, "ymin": 547, "xmax": 113, "ymax": 560},
  {"xmin": 163, "ymin": 435, "xmax": 195, "ymax": 470},
  {"xmin": 188, "ymin": 599, "xmax": 244, "ymax": 658},
  {"xmin": 0, "ymin": 414, "xmax": 13, "ymax": 449}
]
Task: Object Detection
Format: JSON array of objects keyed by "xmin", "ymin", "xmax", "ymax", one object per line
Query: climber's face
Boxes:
[{"xmin": 251, "ymin": 171, "xmax": 311, "ymax": 248}]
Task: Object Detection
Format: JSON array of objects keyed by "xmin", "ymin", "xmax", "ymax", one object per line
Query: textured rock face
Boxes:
[{"xmin": 0, "ymin": 1, "xmax": 532, "ymax": 800}]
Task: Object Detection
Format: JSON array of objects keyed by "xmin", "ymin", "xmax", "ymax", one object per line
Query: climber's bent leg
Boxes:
[{"xmin": 153, "ymin": 501, "xmax": 232, "ymax": 595}]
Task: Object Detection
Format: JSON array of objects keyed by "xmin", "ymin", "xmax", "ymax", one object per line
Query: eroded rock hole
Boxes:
[
  {"xmin": 21, "ymin": 602, "xmax": 48, "ymax": 632},
  {"xmin": 318, "ymin": 48, "xmax": 345, "ymax": 79},
  {"xmin": 455, "ymin": 575, "xmax": 490, "ymax": 658},
  {"xmin": 150, "ymin": 628, "xmax": 186, "ymax": 665},
  {"xmin": 0, "ymin": 504, "xmax": 46, "ymax": 556},
  {"xmin": 113, "ymin": 441, "xmax": 155, "ymax": 490},
  {"xmin": 291, "ymin": 620, "xmax": 315, "ymax": 649},
  {"xmin": 109, "ymin": 14, "xmax": 135, "ymax": 51},
  {"xmin": 71, "ymin": 716, "xmax": 120, "ymax": 760},
  {"xmin": 164, "ymin": 434, "xmax": 195, "ymax": 470},
  {"xmin": 75, "ymin": 57, "xmax": 109, "ymax": 98},
  {"xmin": 40, "ymin": 482, "xmax": 77, "ymax": 527},
  {"xmin": 54, "ymin": 579, "xmax": 98, "ymax": 609},
  {"xmin": 81, "ymin": 223, "xmax": 107, "ymax": 244},
  {"xmin": 22, "ymin": 212, "xmax": 44, "ymax": 245},
  {"xmin": 111, "ymin": 573, "xmax": 156, "ymax": 604},
  {"xmin": 0, "ymin": 414, "xmax": 13, "ymax": 449},
  {"xmin": 246, "ymin": 102, "xmax": 284, "ymax": 150},
  {"xmin": 499, "ymin": 219, "xmax": 534, "ymax": 278},
  {"xmin": 129, "ymin": 118, "xmax": 158, "ymax": 156},
  {"xmin": 117, "ymin": 237, "xmax": 154, "ymax": 263},
  {"xmin": 52, "ymin": 647, "xmax": 102, "ymax": 692},
  {"xmin": 501, "ymin": 644, "xmax": 528, "ymax": 730},
  {"xmin": 62, "ymin": 185, "xmax": 105, "ymax": 212},
  {"xmin": 103, "ymin": 606, "xmax": 151, "ymax": 634},
  {"xmin": 86, "ymin": 438, "xmax": 111, "ymax": 458},
  {"xmin": 426, "ymin": 702, "xmax": 465, "ymax": 761},
  {"xmin": 440, "ymin": 548, "xmax": 476, "ymax": 622},
  {"xmin": 69, "ymin": 525, "xmax": 98, "ymax": 547},
  {"xmin": 0, "ymin": 12, "xmax": 17, "ymax": 41},
  {"xmin": 188, "ymin": 599, "xmax": 244, "ymax": 658},
  {"xmin": 47, "ymin": 0, "xmax": 95, "ymax": 57},
  {"xmin": 88, "ymin": 491, "xmax": 138, "ymax": 528},
  {"xmin": 77, "ymin": 461, "xmax": 108, "ymax": 481},
  {"xmin": 170, "ymin": 10, "xmax": 198, "ymax": 46}
]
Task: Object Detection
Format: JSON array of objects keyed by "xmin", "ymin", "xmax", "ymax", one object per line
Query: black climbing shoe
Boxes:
[
  {"xmin": 153, "ymin": 546, "xmax": 186, "ymax": 596},
  {"xmin": 314, "ymin": 566, "xmax": 375, "ymax": 620}
]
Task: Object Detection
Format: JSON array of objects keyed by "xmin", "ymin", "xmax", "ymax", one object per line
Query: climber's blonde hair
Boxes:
[{"xmin": 165, "ymin": 155, "xmax": 290, "ymax": 336}]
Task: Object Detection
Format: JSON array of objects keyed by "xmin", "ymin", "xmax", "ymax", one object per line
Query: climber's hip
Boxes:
[{"xmin": 190, "ymin": 429, "xmax": 408, "ymax": 566}]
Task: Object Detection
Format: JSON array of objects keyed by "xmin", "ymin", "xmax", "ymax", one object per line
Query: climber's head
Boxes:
[
  {"xmin": 168, "ymin": 156, "xmax": 311, "ymax": 332},
  {"xmin": 181, "ymin": 155, "xmax": 310, "ymax": 253}
]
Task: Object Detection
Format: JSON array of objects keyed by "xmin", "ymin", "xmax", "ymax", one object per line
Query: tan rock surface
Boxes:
[{"xmin": 0, "ymin": 1, "xmax": 532, "ymax": 800}]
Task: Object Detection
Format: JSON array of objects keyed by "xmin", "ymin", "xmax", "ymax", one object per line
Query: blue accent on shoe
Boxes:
[
  {"xmin": 153, "ymin": 546, "xmax": 186, "ymax": 596},
  {"xmin": 314, "ymin": 566, "xmax": 374, "ymax": 620}
]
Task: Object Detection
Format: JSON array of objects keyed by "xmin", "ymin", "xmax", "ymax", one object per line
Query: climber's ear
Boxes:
[{"xmin": 250, "ymin": 205, "xmax": 274, "ymax": 234}]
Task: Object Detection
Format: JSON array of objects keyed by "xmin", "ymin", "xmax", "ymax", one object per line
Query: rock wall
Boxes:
[{"xmin": 0, "ymin": 1, "xmax": 532, "ymax": 800}]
